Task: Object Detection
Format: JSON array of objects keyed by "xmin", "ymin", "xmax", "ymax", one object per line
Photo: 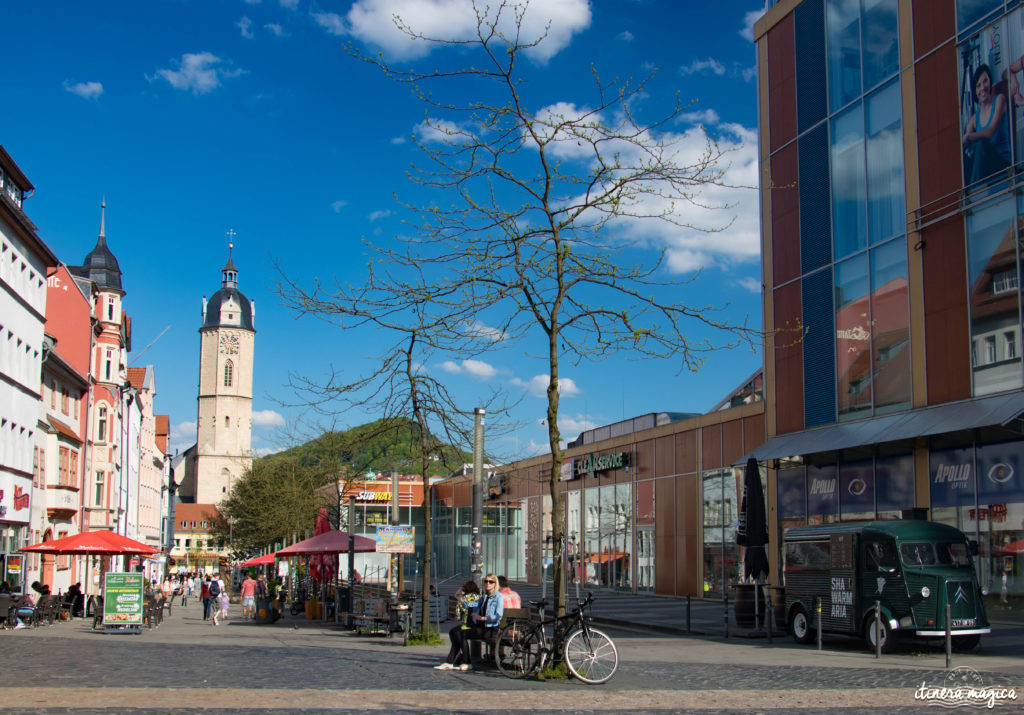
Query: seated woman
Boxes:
[
  {"xmin": 963, "ymin": 63, "xmax": 1011, "ymax": 185},
  {"xmin": 434, "ymin": 580, "xmax": 480, "ymax": 671},
  {"xmin": 459, "ymin": 573, "xmax": 505, "ymax": 669}
]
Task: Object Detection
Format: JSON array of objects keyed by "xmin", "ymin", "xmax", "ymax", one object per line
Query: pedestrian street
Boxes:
[{"xmin": 1, "ymin": 596, "xmax": 1022, "ymax": 713}]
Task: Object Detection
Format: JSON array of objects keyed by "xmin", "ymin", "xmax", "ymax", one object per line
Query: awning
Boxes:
[{"xmin": 739, "ymin": 391, "xmax": 1024, "ymax": 464}]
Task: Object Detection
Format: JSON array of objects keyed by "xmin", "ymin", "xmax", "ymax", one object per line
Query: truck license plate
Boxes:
[{"xmin": 952, "ymin": 618, "xmax": 975, "ymax": 627}]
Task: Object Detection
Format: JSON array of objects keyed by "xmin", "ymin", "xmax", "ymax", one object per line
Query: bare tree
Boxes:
[
  {"xmin": 275, "ymin": 263, "xmax": 516, "ymax": 638},
  {"xmin": 351, "ymin": 0, "xmax": 756, "ymax": 615}
]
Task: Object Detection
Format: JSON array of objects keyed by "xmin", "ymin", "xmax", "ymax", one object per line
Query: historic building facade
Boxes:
[{"xmin": 752, "ymin": 0, "xmax": 1024, "ymax": 618}]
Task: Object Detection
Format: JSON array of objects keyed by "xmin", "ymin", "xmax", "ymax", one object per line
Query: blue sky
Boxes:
[{"xmin": 5, "ymin": 0, "xmax": 765, "ymax": 462}]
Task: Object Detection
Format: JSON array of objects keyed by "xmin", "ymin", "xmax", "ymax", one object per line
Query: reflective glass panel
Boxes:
[
  {"xmin": 865, "ymin": 80, "xmax": 904, "ymax": 243},
  {"xmin": 975, "ymin": 439, "xmax": 1024, "ymax": 612},
  {"xmin": 870, "ymin": 238, "xmax": 911, "ymax": 413},
  {"xmin": 832, "ymin": 102, "xmax": 868, "ymax": 259},
  {"xmin": 807, "ymin": 463, "xmax": 839, "ymax": 524},
  {"xmin": 875, "ymin": 453, "xmax": 914, "ymax": 518},
  {"xmin": 827, "ymin": 0, "xmax": 862, "ymax": 112},
  {"xmin": 862, "ymin": 0, "xmax": 899, "ymax": 90},
  {"xmin": 967, "ymin": 196, "xmax": 1022, "ymax": 395},
  {"xmin": 957, "ymin": 0, "xmax": 1003, "ymax": 33},
  {"xmin": 1006, "ymin": 7, "xmax": 1024, "ymax": 165},
  {"xmin": 835, "ymin": 253, "xmax": 873, "ymax": 420},
  {"xmin": 636, "ymin": 480, "xmax": 655, "ymax": 592},
  {"xmin": 839, "ymin": 458, "xmax": 875, "ymax": 520}
]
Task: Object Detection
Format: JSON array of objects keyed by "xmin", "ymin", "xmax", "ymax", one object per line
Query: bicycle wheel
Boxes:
[
  {"xmin": 495, "ymin": 622, "xmax": 541, "ymax": 678},
  {"xmin": 563, "ymin": 628, "xmax": 618, "ymax": 684}
]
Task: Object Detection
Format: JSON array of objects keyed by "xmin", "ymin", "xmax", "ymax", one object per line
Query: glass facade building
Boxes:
[{"xmin": 755, "ymin": 0, "xmax": 1024, "ymax": 621}]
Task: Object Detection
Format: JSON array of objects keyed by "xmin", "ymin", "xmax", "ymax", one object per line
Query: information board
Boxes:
[
  {"xmin": 376, "ymin": 525, "xmax": 415, "ymax": 553},
  {"xmin": 103, "ymin": 572, "xmax": 145, "ymax": 628}
]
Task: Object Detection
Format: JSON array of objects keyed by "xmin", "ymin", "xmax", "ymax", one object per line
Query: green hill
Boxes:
[{"xmin": 255, "ymin": 417, "xmax": 470, "ymax": 478}]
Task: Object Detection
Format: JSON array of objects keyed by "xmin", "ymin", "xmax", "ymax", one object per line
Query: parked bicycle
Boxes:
[
  {"xmin": 289, "ymin": 586, "xmax": 308, "ymax": 616},
  {"xmin": 495, "ymin": 592, "xmax": 618, "ymax": 684}
]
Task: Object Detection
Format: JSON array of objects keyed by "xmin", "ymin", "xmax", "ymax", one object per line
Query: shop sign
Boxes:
[
  {"xmin": 356, "ymin": 491, "xmax": 392, "ymax": 502},
  {"xmin": 0, "ymin": 473, "xmax": 32, "ymax": 524},
  {"xmin": 809, "ymin": 477, "xmax": 836, "ymax": 495},
  {"xmin": 102, "ymin": 572, "xmax": 144, "ymax": 628},
  {"xmin": 364, "ymin": 512, "xmax": 387, "ymax": 525},
  {"xmin": 376, "ymin": 525, "xmax": 415, "ymax": 553},
  {"xmin": 968, "ymin": 504, "xmax": 1008, "ymax": 523},
  {"xmin": 933, "ymin": 462, "xmax": 971, "ymax": 488},
  {"xmin": 487, "ymin": 472, "xmax": 504, "ymax": 497},
  {"xmin": 560, "ymin": 459, "xmax": 575, "ymax": 481},
  {"xmin": 573, "ymin": 451, "xmax": 629, "ymax": 478}
]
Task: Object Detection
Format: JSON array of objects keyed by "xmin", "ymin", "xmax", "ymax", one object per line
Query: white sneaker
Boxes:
[
  {"xmin": 433, "ymin": 663, "xmax": 454, "ymax": 670},
  {"xmin": 14, "ymin": 623, "xmax": 25, "ymax": 630}
]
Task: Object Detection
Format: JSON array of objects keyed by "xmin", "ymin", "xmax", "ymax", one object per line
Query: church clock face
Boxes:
[{"xmin": 219, "ymin": 333, "xmax": 239, "ymax": 355}]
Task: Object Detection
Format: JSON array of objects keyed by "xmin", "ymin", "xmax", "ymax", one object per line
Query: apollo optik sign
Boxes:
[{"xmin": 563, "ymin": 451, "xmax": 630, "ymax": 480}]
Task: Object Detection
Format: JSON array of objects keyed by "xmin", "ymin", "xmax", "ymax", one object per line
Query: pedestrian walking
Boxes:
[
  {"xmin": 240, "ymin": 573, "xmax": 257, "ymax": 620},
  {"xmin": 209, "ymin": 574, "xmax": 223, "ymax": 626},
  {"xmin": 218, "ymin": 573, "xmax": 229, "ymax": 622},
  {"xmin": 202, "ymin": 575, "xmax": 212, "ymax": 621}
]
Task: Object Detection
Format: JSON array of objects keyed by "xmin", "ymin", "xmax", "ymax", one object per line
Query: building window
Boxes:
[
  {"xmin": 97, "ymin": 405, "xmax": 107, "ymax": 442},
  {"xmin": 223, "ymin": 359, "xmax": 233, "ymax": 387},
  {"xmin": 50, "ymin": 381, "xmax": 56, "ymax": 409},
  {"xmin": 107, "ymin": 297, "xmax": 114, "ymax": 321},
  {"xmin": 1006, "ymin": 331, "xmax": 1018, "ymax": 359},
  {"xmin": 61, "ymin": 386, "xmax": 69, "ymax": 415},
  {"xmin": 104, "ymin": 350, "xmax": 113, "ymax": 381},
  {"xmin": 992, "ymin": 268, "xmax": 1019, "ymax": 294},
  {"xmin": 94, "ymin": 471, "xmax": 104, "ymax": 507}
]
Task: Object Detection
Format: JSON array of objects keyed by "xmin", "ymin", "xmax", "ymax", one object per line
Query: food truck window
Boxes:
[
  {"xmin": 899, "ymin": 542, "xmax": 937, "ymax": 567},
  {"xmin": 936, "ymin": 541, "xmax": 972, "ymax": 568},
  {"xmin": 866, "ymin": 540, "xmax": 898, "ymax": 572}
]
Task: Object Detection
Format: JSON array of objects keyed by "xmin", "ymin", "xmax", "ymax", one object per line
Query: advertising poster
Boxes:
[
  {"xmin": 376, "ymin": 525, "xmax": 415, "ymax": 554},
  {"xmin": 960, "ymin": 16, "xmax": 1012, "ymax": 186},
  {"xmin": 102, "ymin": 572, "xmax": 144, "ymax": 627}
]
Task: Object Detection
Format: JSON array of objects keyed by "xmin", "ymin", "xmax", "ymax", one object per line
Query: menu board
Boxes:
[{"xmin": 102, "ymin": 572, "xmax": 144, "ymax": 627}]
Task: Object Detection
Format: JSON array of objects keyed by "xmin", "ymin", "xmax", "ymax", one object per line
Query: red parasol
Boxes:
[
  {"xmin": 20, "ymin": 530, "xmax": 158, "ymax": 556},
  {"xmin": 276, "ymin": 529, "xmax": 377, "ymax": 556},
  {"xmin": 238, "ymin": 553, "xmax": 276, "ymax": 568}
]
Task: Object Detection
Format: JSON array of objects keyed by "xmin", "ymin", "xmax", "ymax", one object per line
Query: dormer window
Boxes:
[{"xmin": 0, "ymin": 169, "xmax": 23, "ymax": 208}]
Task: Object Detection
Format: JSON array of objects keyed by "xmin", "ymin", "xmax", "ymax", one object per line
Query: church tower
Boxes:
[{"xmin": 194, "ymin": 242, "xmax": 255, "ymax": 503}]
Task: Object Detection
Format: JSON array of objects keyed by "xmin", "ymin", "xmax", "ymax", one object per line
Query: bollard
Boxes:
[
  {"xmin": 686, "ymin": 595, "xmax": 691, "ymax": 634},
  {"xmin": 766, "ymin": 589, "xmax": 774, "ymax": 644},
  {"xmin": 724, "ymin": 593, "xmax": 729, "ymax": 639},
  {"xmin": 874, "ymin": 600, "xmax": 881, "ymax": 659},
  {"xmin": 816, "ymin": 597, "xmax": 822, "ymax": 651},
  {"xmin": 945, "ymin": 604, "xmax": 952, "ymax": 669}
]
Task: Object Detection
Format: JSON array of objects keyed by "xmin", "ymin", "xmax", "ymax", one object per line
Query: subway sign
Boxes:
[
  {"xmin": 570, "ymin": 451, "xmax": 630, "ymax": 479},
  {"xmin": 356, "ymin": 491, "xmax": 392, "ymax": 502}
]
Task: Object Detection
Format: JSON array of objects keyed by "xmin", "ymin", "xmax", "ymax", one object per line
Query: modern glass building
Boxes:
[{"xmin": 752, "ymin": 0, "xmax": 1024, "ymax": 620}]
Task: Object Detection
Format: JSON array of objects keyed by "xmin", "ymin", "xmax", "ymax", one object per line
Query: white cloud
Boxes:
[
  {"xmin": 438, "ymin": 358, "xmax": 498, "ymax": 379},
  {"xmin": 280, "ymin": 0, "xmax": 299, "ymax": 8},
  {"xmin": 680, "ymin": 57, "xmax": 726, "ymax": 76},
  {"xmin": 244, "ymin": 0, "xmax": 262, "ymax": 4},
  {"xmin": 390, "ymin": 136, "xmax": 406, "ymax": 144},
  {"xmin": 253, "ymin": 446, "xmax": 286, "ymax": 457},
  {"xmin": 63, "ymin": 80, "xmax": 103, "ymax": 100},
  {"xmin": 511, "ymin": 374, "xmax": 580, "ymax": 398},
  {"xmin": 368, "ymin": 209, "xmax": 391, "ymax": 221},
  {"xmin": 677, "ymin": 108, "xmax": 720, "ymax": 126},
  {"xmin": 331, "ymin": 199, "xmax": 348, "ymax": 212},
  {"xmin": 525, "ymin": 439, "xmax": 549, "ymax": 456},
  {"xmin": 150, "ymin": 52, "xmax": 244, "ymax": 95},
  {"xmin": 558, "ymin": 412, "xmax": 598, "ymax": 435},
  {"xmin": 464, "ymin": 319, "xmax": 506, "ymax": 343},
  {"xmin": 171, "ymin": 421, "xmax": 197, "ymax": 441},
  {"xmin": 739, "ymin": 9, "xmax": 761, "ymax": 42},
  {"xmin": 415, "ymin": 118, "xmax": 468, "ymax": 144},
  {"xmin": 252, "ymin": 409, "xmax": 286, "ymax": 427},
  {"xmin": 736, "ymin": 276, "xmax": 761, "ymax": 293},
  {"xmin": 342, "ymin": 0, "xmax": 590, "ymax": 62},
  {"xmin": 265, "ymin": 23, "xmax": 286, "ymax": 37},
  {"xmin": 618, "ymin": 30, "xmax": 634, "ymax": 42},
  {"xmin": 238, "ymin": 16, "xmax": 255, "ymax": 39},
  {"xmin": 312, "ymin": 11, "xmax": 346, "ymax": 35}
]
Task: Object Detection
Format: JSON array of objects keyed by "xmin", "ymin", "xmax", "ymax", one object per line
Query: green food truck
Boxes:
[{"xmin": 783, "ymin": 520, "xmax": 989, "ymax": 652}]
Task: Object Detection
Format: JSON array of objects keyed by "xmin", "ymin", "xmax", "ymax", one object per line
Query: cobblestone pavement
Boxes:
[{"xmin": 1, "ymin": 600, "xmax": 1021, "ymax": 713}]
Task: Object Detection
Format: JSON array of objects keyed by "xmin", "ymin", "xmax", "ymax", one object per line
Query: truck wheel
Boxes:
[
  {"xmin": 952, "ymin": 634, "xmax": 980, "ymax": 652},
  {"xmin": 790, "ymin": 607, "xmax": 815, "ymax": 645},
  {"xmin": 865, "ymin": 617, "xmax": 896, "ymax": 653}
]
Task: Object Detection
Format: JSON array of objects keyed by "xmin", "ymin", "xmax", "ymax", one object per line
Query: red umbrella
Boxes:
[
  {"xmin": 20, "ymin": 529, "xmax": 158, "ymax": 556},
  {"xmin": 276, "ymin": 529, "xmax": 377, "ymax": 556},
  {"xmin": 995, "ymin": 538, "xmax": 1024, "ymax": 555},
  {"xmin": 238, "ymin": 553, "xmax": 276, "ymax": 568}
]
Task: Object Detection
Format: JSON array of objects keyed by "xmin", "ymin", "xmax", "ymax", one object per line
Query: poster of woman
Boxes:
[
  {"xmin": 1003, "ymin": 7, "xmax": 1024, "ymax": 164},
  {"xmin": 960, "ymin": 17, "xmax": 1012, "ymax": 186}
]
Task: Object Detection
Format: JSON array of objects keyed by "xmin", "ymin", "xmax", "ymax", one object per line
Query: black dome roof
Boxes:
[
  {"xmin": 203, "ymin": 286, "xmax": 254, "ymax": 331},
  {"xmin": 73, "ymin": 234, "xmax": 122, "ymax": 291}
]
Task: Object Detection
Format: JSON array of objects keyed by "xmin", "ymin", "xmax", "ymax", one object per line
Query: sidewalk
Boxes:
[{"xmin": 430, "ymin": 577, "xmax": 1024, "ymax": 663}]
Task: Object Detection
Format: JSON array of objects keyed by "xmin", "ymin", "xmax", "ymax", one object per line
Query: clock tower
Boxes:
[{"xmin": 194, "ymin": 242, "xmax": 255, "ymax": 504}]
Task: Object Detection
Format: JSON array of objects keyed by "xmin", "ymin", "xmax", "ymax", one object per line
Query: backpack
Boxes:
[{"xmin": 209, "ymin": 580, "xmax": 221, "ymax": 597}]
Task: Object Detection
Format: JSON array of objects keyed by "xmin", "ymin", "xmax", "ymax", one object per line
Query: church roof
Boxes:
[{"xmin": 203, "ymin": 286, "xmax": 255, "ymax": 331}]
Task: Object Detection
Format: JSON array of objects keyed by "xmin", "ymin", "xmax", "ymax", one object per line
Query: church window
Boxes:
[
  {"xmin": 97, "ymin": 405, "xmax": 107, "ymax": 442},
  {"xmin": 224, "ymin": 359, "xmax": 233, "ymax": 387}
]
